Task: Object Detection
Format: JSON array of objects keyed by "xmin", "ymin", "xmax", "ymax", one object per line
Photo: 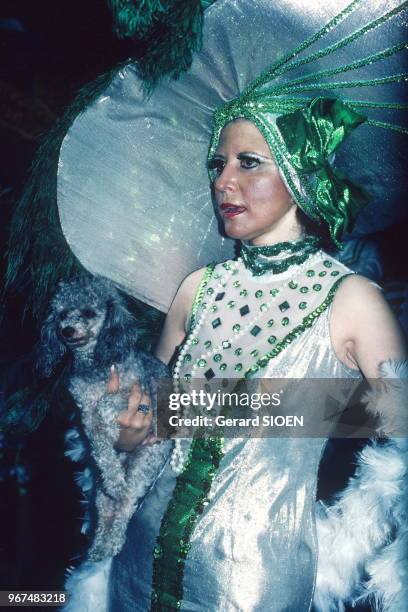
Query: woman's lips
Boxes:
[{"xmin": 220, "ymin": 203, "xmax": 246, "ymax": 218}]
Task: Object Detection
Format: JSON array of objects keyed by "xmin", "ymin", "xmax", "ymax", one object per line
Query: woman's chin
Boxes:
[{"xmin": 223, "ymin": 220, "xmax": 252, "ymax": 241}]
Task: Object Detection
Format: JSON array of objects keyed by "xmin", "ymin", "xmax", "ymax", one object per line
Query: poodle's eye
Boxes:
[
  {"xmin": 59, "ymin": 309, "xmax": 69, "ymax": 321},
  {"xmin": 82, "ymin": 308, "xmax": 96, "ymax": 319}
]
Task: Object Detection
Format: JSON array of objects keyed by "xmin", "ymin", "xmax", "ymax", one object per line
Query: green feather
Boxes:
[
  {"xmin": 108, "ymin": 0, "xmax": 206, "ymax": 94},
  {"xmin": 4, "ymin": 64, "xmax": 127, "ymax": 321}
]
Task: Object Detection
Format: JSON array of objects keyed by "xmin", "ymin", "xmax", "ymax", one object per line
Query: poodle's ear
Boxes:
[
  {"xmin": 94, "ymin": 295, "xmax": 137, "ymax": 365},
  {"xmin": 37, "ymin": 312, "xmax": 67, "ymax": 378}
]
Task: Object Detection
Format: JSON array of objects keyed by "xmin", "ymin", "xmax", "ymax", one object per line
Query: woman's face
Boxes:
[{"xmin": 209, "ymin": 119, "xmax": 299, "ymax": 245}]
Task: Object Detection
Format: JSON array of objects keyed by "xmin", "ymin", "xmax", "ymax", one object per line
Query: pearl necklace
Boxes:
[{"xmin": 170, "ymin": 250, "xmax": 323, "ymax": 473}]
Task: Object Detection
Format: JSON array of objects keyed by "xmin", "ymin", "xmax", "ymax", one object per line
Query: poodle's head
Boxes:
[{"xmin": 38, "ymin": 276, "xmax": 137, "ymax": 377}]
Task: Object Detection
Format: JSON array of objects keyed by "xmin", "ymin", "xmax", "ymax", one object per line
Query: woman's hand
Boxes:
[{"xmin": 108, "ymin": 367, "xmax": 159, "ymax": 451}]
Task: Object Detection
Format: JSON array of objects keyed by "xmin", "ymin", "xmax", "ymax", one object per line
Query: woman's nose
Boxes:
[{"xmin": 214, "ymin": 163, "xmax": 238, "ymax": 193}]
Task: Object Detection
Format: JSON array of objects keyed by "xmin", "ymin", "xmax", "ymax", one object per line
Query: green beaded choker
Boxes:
[{"xmin": 240, "ymin": 236, "xmax": 320, "ymax": 276}]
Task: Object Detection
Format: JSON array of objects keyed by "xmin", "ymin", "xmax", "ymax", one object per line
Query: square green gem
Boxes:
[
  {"xmin": 250, "ymin": 325, "xmax": 261, "ymax": 336},
  {"xmin": 212, "ymin": 317, "xmax": 221, "ymax": 329},
  {"xmin": 278, "ymin": 300, "xmax": 290, "ymax": 312}
]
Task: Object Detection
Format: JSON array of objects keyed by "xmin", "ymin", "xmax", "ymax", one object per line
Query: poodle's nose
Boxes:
[{"xmin": 61, "ymin": 326, "xmax": 75, "ymax": 339}]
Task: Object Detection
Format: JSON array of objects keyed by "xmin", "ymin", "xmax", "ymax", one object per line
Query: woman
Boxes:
[
  {"xmin": 105, "ymin": 113, "xmax": 406, "ymax": 611},
  {"xmin": 57, "ymin": 1, "xmax": 407, "ymax": 609}
]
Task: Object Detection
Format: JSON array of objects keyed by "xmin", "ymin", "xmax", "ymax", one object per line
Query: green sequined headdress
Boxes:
[{"xmin": 208, "ymin": 0, "xmax": 408, "ymax": 247}]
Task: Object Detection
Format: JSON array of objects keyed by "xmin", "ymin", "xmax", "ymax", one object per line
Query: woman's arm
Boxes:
[
  {"xmin": 330, "ymin": 275, "xmax": 407, "ymax": 378},
  {"xmin": 155, "ymin": 267, "xmax": 207, "ymax": 364},
  {"xmin": 114, "ymin": 267, "xmax": 206, "ymax": 450}
]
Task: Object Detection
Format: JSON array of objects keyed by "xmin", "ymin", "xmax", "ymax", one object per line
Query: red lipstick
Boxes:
[{"xmin": 220, "ymin": 203, "xmax": 246, "ymax": 218}]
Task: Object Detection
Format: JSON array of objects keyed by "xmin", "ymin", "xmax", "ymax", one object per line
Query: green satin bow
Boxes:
[{"xmin": 276, "ymin": 98, "xmax": 368, "ymax": 247}]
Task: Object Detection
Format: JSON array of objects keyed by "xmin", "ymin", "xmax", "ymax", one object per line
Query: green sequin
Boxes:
[
  {"xmin": 219, "ymin": 363, "xmax": 227, "ymax": 371},
  {"xmin": 207, "ymin": 288, "xmax": 214, "ymax": 295},
  {"xmin": 227, "ymin": 300, "xmax": 236, "ymax": 308},
  {"xmin": 222, "ymin": 262, "xmax": 232, "ymax": 270},
  {"xmin": 268, "ymin": 335, "xmax": 277, "ymax": 344},
  {"xmin": 240, "ymin": 289, "xmax": 249, "ymax": 297},
  {"xmin": 210, "ymin": 304, "xmax": 218, "ymax": 312},
  {"xmin": 306, "ymin": 269, "xmax": 315, "ymax": 277},
  {"xmin": 300, "ymin": 286, "xmax": 309, "ymax": 294},
  {"xmin": 331, "ymin": 270, "xmax": 340, "ymax": 276},
  {"xmin": 299, "ymin": 301, "xmax": 307, "ymax": 309},
  {"xmin": 213, "ymin": 354, "xmax": 222, "ymax": 362},
  {"xmin": 234, "ymin": 348, "xmax": 243, "ymax": 356},
  {"xmin": 282, "ymin": 317, "xmax": 290, "ymax": 326},
  {"xmin": 234, "ymin": 363, "xmax": 243, "ymax": 372},
  {"xmin": 324, "ymin": 260, "xmax": 333, "ymax": 268},
  {"xmin": 318, "ymin": 271, "xmax": 327, "ymax": 277},
  {"xmin": 255, "ymin": 290, "xmax": 263, "ymax": 298},
  {"xmin": 267, "ymin": 319, "xmax": 274, "ymax": 327},
  {"xmin": 289, "ymin": 281, "xmax": 298, "ymax": 289},
  {"xmin": 270, "ymin": 288, "xmax": 280, "ymax": 297},
  {"xmin": 313, "ymin": 283, "xmax": 322, "ymax": 291},
  {"xmin": 233, "ymin": 280, "xmax": 241, "ymax": 288},
  {"xmin": 222, "ymin": 340, "xmax": 231, "ymax": 349},
  {"xmin": 197, "ymin": 359, "xmax": 207, "ymax": 367},
  {"xmin": 204, "ymin": 340, "xmax": 212, "ymax": 349},
  {"xmin": 191, "ymin": 337, "xmax": 199, "ymax": 345},
  {"xmin": 250, "ymin": 349, "xmax": 259, "ymax": 358},
  {"xmin": 260, "ymin": 303, "xmax": 268, "ymax": 312},
  {"xmin": 183, "ymin": 374, "xmax": 191, "ymax": 382},
  {"xmin": 183, "ymin": 354, "xmax": 192, "ymax": 362},
  {"xmin": 232, "ymin": 324, "xmax": 241, "ymax": 333}
]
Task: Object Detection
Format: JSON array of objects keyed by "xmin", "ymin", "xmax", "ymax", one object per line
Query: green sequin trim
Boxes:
[
  {"xmin": 241, "ymin": 237, "xmax": 319, "ymax": 275},
  {"xmin": 189, "ymin": 263, "xmax": 216, "ymax": 331},
  {"xmin": 244, "ymin": 275, "xmax": 354, "ymax": 378},
  {"xmin": 150, "ymin": 436, "xmax": 224, "ymax": 611}
]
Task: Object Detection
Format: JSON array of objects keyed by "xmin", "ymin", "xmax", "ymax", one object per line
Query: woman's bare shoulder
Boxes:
[{"xmin": 330, "ymin": 274, "xmax": 407, "ymax": 377}]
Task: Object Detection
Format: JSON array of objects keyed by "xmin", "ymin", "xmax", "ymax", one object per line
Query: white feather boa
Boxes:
[
  {"xmin": 63, "ymin": 361, "xmax": 408, "ymax": 612},
  {"xmin": 315, "ymin": 360, "xmax": 408, "ymax": 611}
]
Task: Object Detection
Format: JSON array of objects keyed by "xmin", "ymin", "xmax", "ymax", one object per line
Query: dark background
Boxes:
[{"xmin": 0, "ymin": 1, "xmax": 405, "ymax": 608}]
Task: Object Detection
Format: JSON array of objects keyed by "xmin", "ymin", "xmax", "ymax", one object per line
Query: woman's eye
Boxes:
[
  {"xmin": 207, "ymin": 159, "xmax": 225, "ymax": 176},
  {"xmin": 240, "ymin": 156, "xmax": 260, "ymax": 169}
]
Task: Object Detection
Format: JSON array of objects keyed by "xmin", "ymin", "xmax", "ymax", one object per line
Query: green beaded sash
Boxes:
[{"xmin": 150, "ymin": 435, "xmax": 224, "ymax": 611}]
